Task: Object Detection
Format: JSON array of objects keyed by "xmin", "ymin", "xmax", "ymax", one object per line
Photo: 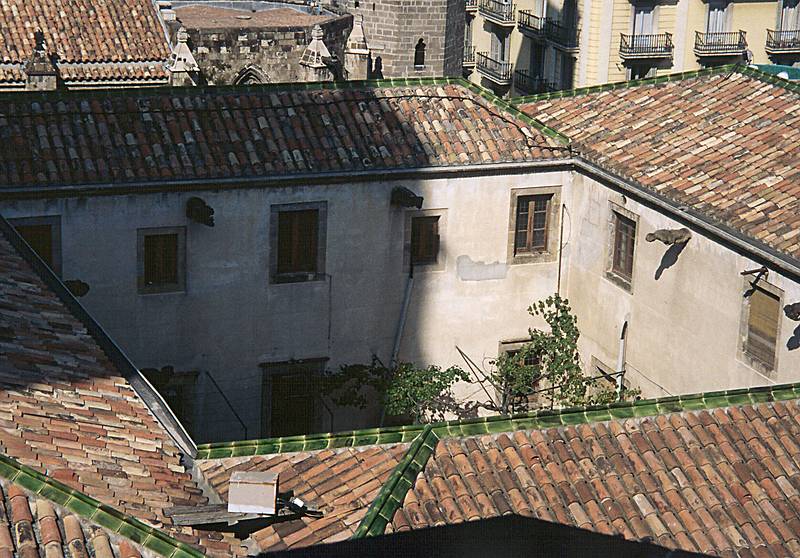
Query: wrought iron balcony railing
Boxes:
[
  {"xmin": 465, "ymin": 0, "xmax": 477, "ymax": 11},
  {"xmin": 544, "ymin": 17, "xmax": 579, "ymax": 51},
  {"xmin": 694, "ymin": 30, "xmax": 747, "ymax": 56},
  {"xmin": 463, "ymin": 45, "xmax": 476, "ymax": 67},
  {"xmin": 619, "ymin": 32, "xmax": 674, "ymax": 59},
  {"xmin": 513, "ymin": 69, "xmax": 556, "ymax": 94},
  {"xmin": 517, "ymin": 10, "xmax": 546, "ymax": 38},
  {"xmin": 766, "ymin": 28, "xmax": 800, "ymax": 53},
  {"xmin": 478, "ymin": 0, "xmax": 516, "ymax": 25},
  {"xmin": 476, "ymin": 52, "xmax": 513, "ymax": 84}
]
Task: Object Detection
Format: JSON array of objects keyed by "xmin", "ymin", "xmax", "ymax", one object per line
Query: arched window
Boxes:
[
  {"xmin": 414, "ymin": 38, "xmax": 426, "ymax": 68},
  {"xmin": 233, "ymin": 65, "xmax": 268, "ymax": 85}
]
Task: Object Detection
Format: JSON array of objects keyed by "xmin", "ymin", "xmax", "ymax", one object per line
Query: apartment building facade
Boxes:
[{"xmin": 464, "ymin": 0, "xmax": 800, "ymax": 96}]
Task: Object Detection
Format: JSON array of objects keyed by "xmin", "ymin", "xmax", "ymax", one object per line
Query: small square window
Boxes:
[
  {"xmin": 271, "ymin": 203, "xmax": 327, "ymax": 283},
  {"xmin": 411, "ymin": 216, "xmax": 440, "ymax": 266},
  {"xmin": 9, "ymin": 216, "xmax": 62, "ymax": 276},
  {"xmin": 610, "ymin": 210, "xmax": 636, "ymax": 286},
  {"xmin": 137, "ymin": 227, "xmax": 185, "ymax": 294},
  {"xmin": 743, "ymin": 284, "xmax": 781, "ymax": 372}
]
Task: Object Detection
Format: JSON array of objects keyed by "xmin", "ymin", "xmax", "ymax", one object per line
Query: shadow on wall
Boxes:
[
  {"xmin": 654, "ymin": 241, "xmax": 687, "ymax": 280},
  {"xmin": 789, "ymin": 325, "xmax": 799, "ymax": 351}
]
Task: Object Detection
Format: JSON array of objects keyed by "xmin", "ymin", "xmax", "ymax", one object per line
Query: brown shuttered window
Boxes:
[
  {"xmin": 746, "ymin": 287, "xmax": 780, "ymax": 368},
  {"xmin": 612, "ymin": 212, "xmax": 636, "ymax": 281},
  {"xmin": 261, "ymin": 360, "xmax": 324, "ymax": 437},
  {"xmin": 515, "ymin": 194, "xmax": 551, "ymax": 254},
  {"xmin": 411, "ymin": 216, "xmax": 440, "ymax": 265},
  {"xmin": 143, "ymin": 234, "xmax": 178, "ymax": 286},
  {"xmin": 277, "ymin": 209, "xmax": 318, "ymax": 275}
]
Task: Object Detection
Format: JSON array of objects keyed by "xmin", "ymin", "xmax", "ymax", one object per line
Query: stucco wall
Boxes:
[
  {"xmin": 564, "ymin": 173, "xmax": 800, "ymax": 398},
  {"xmin": 3, "ymin": 167, "xmax": 799, "ymax": 442}
]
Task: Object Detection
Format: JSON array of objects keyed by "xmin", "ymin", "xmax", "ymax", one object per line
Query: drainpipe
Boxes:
[
  {"xmin": 381, "ymin": 264, "xmax": 414, "ymax": 427},
  {"xmin": 616, "ymin": 321, "xmax": 628, "ymax": 399}
]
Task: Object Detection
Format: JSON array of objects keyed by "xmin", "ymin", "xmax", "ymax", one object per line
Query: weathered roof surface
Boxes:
[
  {"xmin": 0, "ymin": 479, "xmax": 144, "ymax": 558},
  {"xmin": 174, "ymin": 5, "xmax": 333, "ymax": 29},
  {"xmin": 197, "ymin": 444, "xmax": 408, "ymax": 552},
  {"xmin": 0, "ymin": 219, "xmax": 244, "ymax": 556},
  {"xmin": 518, "ymin": 67, "xmax": 800, "ymax": 262},
  {"xmin": 0, "ymin": 0, "xmax": 170, "ymax": 86},
  {"xmin": 392, "ymin": 398, "xmax": 800, "ymax": 558},
  {"xmin": 0, "ymin": 81, "xmax": 567, "ymax": 189}
]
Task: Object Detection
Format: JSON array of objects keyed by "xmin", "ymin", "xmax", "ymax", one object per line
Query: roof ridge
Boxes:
[
  {"xmin": 510, "ymin": 63, "xmax": 740, "ymax": 105},
  {"xmin": 351, "ymin": 425, "xmax": 440, "ymax": 539},
  {"xmin": 196, "ymin": 381, "xmax": 800, "ymax": 459},
  {"xmin": 0, "ymin": 453, "xmax": 203, "ymax": 558}
]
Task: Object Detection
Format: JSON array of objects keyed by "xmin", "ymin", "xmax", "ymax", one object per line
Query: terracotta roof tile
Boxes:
[
  {"xmin": 519, "ymin": 69, "xmax": 800, "ymax": 263},
  {"xmin": 196, "ymin": 444, "xmax": 409, "ymax": 552},
  {"xmin": 0, "ymin": 82, "xmax": 566, "ymax": 189},
  {"xmin": 0, "ymin": 0, "xmax": 170, "ymax": 84},
  {"xmin": 0, "ymin": 219, "xmax": 243, "ymax": 556},
  {"xmin": 393, "ymin": 400, "xmax": 800, "ymax": 557}
]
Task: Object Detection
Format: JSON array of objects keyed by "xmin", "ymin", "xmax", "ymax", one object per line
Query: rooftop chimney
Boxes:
[{"xmin": 25, "ymin": 30, "xmax": 58, "ymax": 91}]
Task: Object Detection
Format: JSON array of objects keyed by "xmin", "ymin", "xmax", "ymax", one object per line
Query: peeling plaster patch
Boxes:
[{"xmin": 456, "ymin": 255, "xmax": 508, "ymax": 281}]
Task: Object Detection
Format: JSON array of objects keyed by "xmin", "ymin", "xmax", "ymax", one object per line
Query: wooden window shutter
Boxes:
[
  {"xmin": 747, "ymin": 287, "xmax": 779, "ymax": 367},
  {"xmin": 16, "ymin": 224, "xmax": 53, "ymax": 269},
  {"xmin": 411, "ymin": 216, "xmax": 440, "ymax": 265},
  {"xmin": 278, "ymin": 209, "xmax": 318, "ymax": 275},
  {"xmin": 144, "ymin": 234, "xmax": 178, "ymax": 286}
]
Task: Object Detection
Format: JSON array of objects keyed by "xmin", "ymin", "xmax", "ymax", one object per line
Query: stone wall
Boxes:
[
  {"xmin": 337, "ymin": 0, "xmax": 464, "ymax": 78},
  {"xmin": 184, "ymin": 14, "xmax": 352, "ymax": 84}
]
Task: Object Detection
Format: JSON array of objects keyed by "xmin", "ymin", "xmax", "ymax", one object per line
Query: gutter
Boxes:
[
  {"xmin": 0, "ymin": 159, "xmax": 574, "ymax": 200},
  {"xmin": 0, "ymin": 214, "xmax": 198, "ymax": 460}
]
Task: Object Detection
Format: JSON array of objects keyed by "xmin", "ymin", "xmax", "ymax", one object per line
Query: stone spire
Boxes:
[
  {"xmin": 345, "ymin": 15, "xmax": 370, "ymax": 80},
  {"xmin": 300, "ymin": 25, "xmax": 334, "ymax": 82},
  {"xmin": 168, "ymin": 27, "xmax": 200, "ymax": 86},
  {"xmin": 25, "ymin": 30, "xmax": 58, "ymax": 91}
]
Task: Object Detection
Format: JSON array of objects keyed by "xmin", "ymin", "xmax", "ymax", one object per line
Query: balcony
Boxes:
[
  {"xmin": 694, "ymin": 30, "xmax": 747, "ymax": 57},
  {"xmin": 619, "ymin": 33, "xmax": 674, "ymax": 60},
  {"xmin": 478, "ymin": 0, "xmax": 516, "ymax": 26},
  {"xmin": 513, "ymin": 69, "xmax": 556, "ymax": 94},
  {"xmin": 517, "ymin": 10, "xmax": 546, "ymax": 40},
  {"xmin": 476, "ymin": 52, "xmax": 513, "ymax": 84},
  {"xmin": 544, "ymin": 18, "xmax": 579, "ymax": 52},
  {"xmin": 766, "ymin": 29, "xmax": 800, "ymax": 54},
  {"xmin": 465, "ymin": 0, "xmax": 477, "ymax": 12},
  {"xmin": 463, "ymin": 46, "xmax": 476, "ymax": 67}
]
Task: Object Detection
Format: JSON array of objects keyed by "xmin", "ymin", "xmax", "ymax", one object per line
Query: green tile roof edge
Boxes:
[
  {"xmin": 0, "ymin": 453, "xmax": 205, "ymax": 558},
  {"xmin": 196, "ymin": 380, "xmax": 800, "ymax": 459},
  {"xmin": 351, "ymin": 424, "xmax": 440, "ymax": 539},
  {"xmin": 510, "ymin": 63, "xmax": 800, "ymax": 105}
]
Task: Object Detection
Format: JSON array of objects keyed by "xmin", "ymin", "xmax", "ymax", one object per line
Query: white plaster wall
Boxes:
[{"xmin": 565, "ymin": 173, "xmax": 800, "ymax": 398}]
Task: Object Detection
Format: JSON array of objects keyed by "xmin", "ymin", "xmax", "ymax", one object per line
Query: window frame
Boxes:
[
  {"xmin": 497, "ymin": 339, "xmax": 544, "ymax": 412},
  {"xmin": 137, "ymin": 226, "xmax": 186, "ymax": 295},
  {"xmin": 605, "ymin": 203, "xmax": 638, "ymax": 292},
  {"xmin": 270, "ymin": 201, "xmax": 327, "ymax": 284},
  {"xmin": 259, "ymin": 358, "xmax": 328, "ymax": 437},
  {"xmin": 507, "ymin": 186, "xmax": 561, "ymax": 265},
  {"xmin": 9, "ymin": 215, "xmax": 62, "ymax": 276},
  {"xmin": 739, "ymin": 278, "xmax": 783, "ymax": 376},
  {"xmin": 405, "ymin": 209, "xmax": 446, "ymax": 272}
]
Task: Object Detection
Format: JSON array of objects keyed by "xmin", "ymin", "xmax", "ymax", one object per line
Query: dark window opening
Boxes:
[
  {"xmin": 143, "ymin": 233, "xmax": 179, "ymax": 287},
  {"xmin": 611, "ymin": 212, "xmax": 636, "ymax": 281},
  {"xmin": 745, "ymin": 287, "xmax": 779, "ymax": 369},
  {"xmin": 277, "ymin": 209, "xmax": 319, "ymax": 276},
  {"xmin": 514, "ymin": 194, "xmax": 552, "ymax": 255},
  {"xmin": 261, "ymin": 360, "xmax": 325, "ymax": 437},
  {"xmin": 415, "ymin": 38, "xmax": 426, "ymax": 67},
  {"xmin": 411, "ymin": 216, "xmax": 440, "ymax": 265},
  {"xmin": 15, "ymin": 224, "xmax": 54, "ymax": 271},
  {"xmin": 502, "ymin": 346, "xmax": 543, "ymax": 412},
  {"xmin": 142, "ymin": 368, "xmax": 197, "ymax": 435}
]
